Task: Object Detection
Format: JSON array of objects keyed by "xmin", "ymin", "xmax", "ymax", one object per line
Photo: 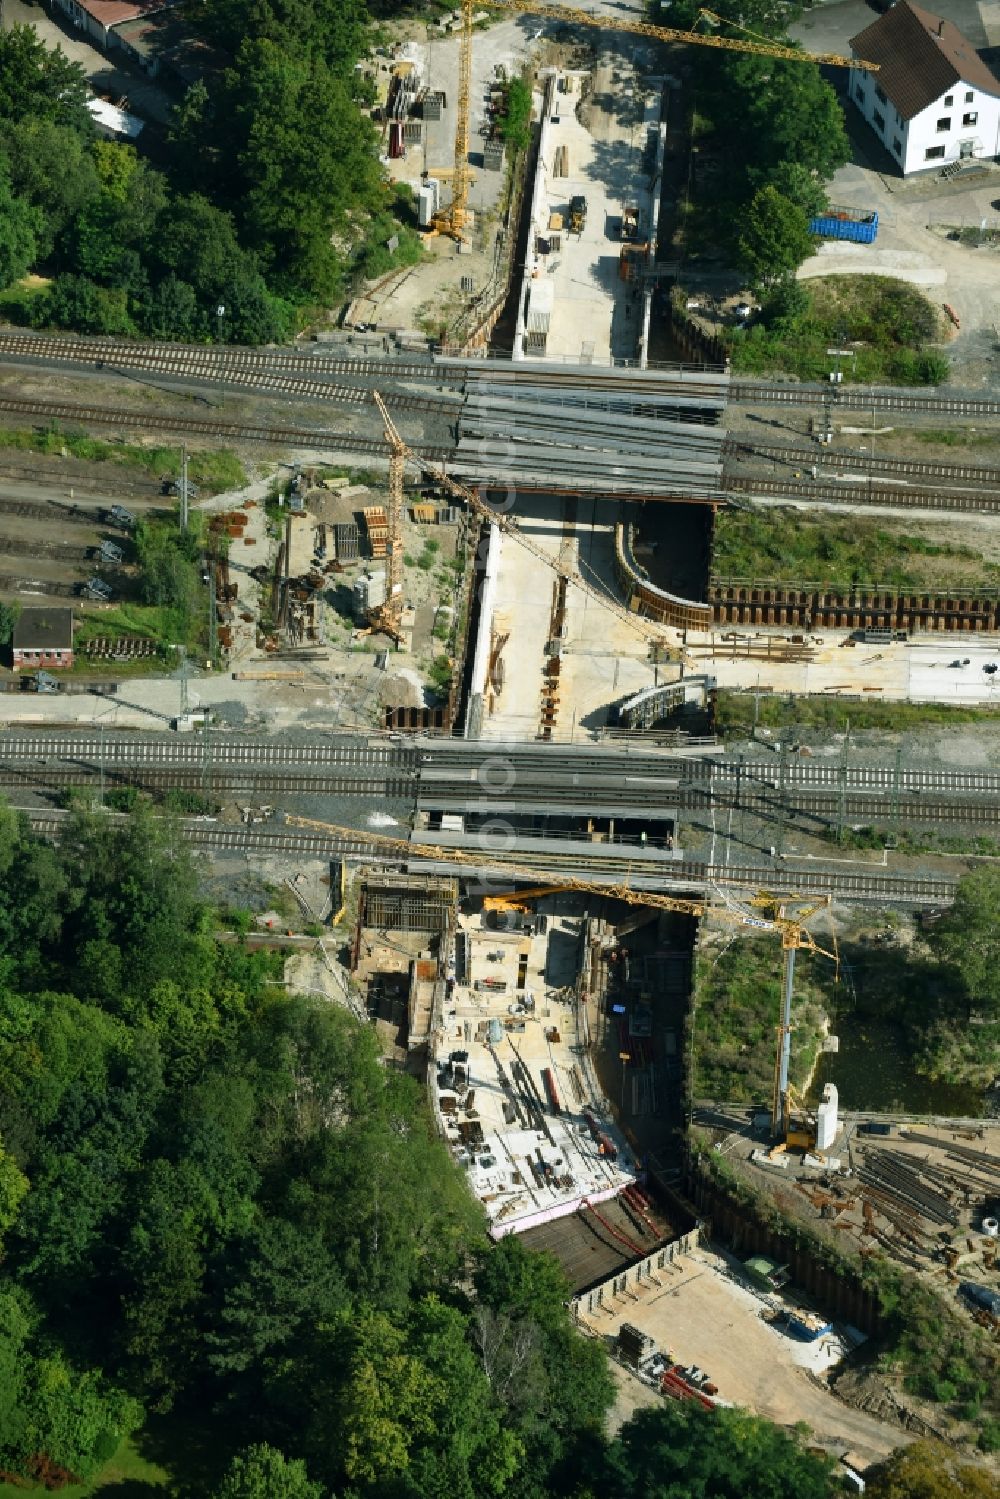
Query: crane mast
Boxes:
[
  {"xmin": 430, "ymin": 0, "xmax": 474, "ymax": 240},
  {"xmin": 372, "ymin": 392, "xmax": 673, "ymax": 650},
  {"xmin": 366, "ymin": 396, "xmax": 407, "ymax": 643},
  {"xmin": 286, "ymin": 812, "xmax": 834, "ymax": 1139}
]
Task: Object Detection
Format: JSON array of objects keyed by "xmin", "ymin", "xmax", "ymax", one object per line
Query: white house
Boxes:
[{"xmin": 850, "ymin": 1, "xmax": 1000, "ymax": 175}]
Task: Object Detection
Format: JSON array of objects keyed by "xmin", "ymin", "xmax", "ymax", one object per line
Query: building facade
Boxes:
[
  {"xmin": 850, "ymin": 2, "xmax": 1000, "ymax": 174},
  {"xmin": 11, "ymin": 609, "xmax": 75, "ymax": 671},
  {"xmin": 51, "ymin": 1, "xmax": 175, "ymax": 57}
]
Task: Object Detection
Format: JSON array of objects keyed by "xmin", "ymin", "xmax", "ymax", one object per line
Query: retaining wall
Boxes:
[
  {"xmin": 709, "ymin": 580, "xmax": 1000, "ymax": 633},
  {"xmin": 615, "ymin": 523, "xmax": 713, "ymax": 630}
]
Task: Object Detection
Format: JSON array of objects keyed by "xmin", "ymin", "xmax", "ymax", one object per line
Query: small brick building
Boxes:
[{"xmin": 12, "ymin": 609, "xmax": 75, "ymax": 671}]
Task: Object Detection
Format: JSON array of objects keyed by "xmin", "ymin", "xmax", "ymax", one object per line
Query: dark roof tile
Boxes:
[{"xmin": 850, "ymin": 1, "xmax": 1000, "ymax": 122}]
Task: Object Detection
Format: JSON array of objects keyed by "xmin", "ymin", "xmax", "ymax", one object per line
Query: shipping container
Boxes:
[{"xmin": 808, "ymin": 207, "xmax": 878, "ymax": 243}]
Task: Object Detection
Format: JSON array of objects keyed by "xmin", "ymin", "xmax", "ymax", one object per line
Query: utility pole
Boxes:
[
  {"xmin": 890, "ymin": 742, "xmax": 902, "ymax": 838},
  {"xmin": 208, "ymin": 558, "xmax": 217, "ymax": 663},
  {"xmin": 774, "ymin": 735, "xmax": 789, "ymax": 859},
  {"xmin": 201, "ymin": 717, "xmax": 213, "ymax": 802},
  {"xmin": 180, "ymin": 448, "xmax": 189, "ymax": 532},
  {"xmin": 837, "ymin": 718, "xmax": 851, "ymax": 845}
]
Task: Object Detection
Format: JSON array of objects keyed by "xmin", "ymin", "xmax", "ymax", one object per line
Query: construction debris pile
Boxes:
[{"xmin": 786, "ymin": 1125, "xmax": 1000, "ymax": 1314}]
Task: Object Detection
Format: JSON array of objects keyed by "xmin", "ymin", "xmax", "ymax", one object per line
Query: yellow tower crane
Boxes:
[
  {"xmin": 495, "ymin": 5, "xmax": 878, "ymax": 71},
  {"xmin": 371, "ymin": 390, "xmax": 678, "ymax": 654},
  {"xmin": 428, "ymin": 4, "xmax": 875, "ymax": 243},
  {"xmin": 365, "ymin": 394, "xmax": 408, "ymax": 643},
  {"xmin": 428, "ymin": 0, "xmax": 475, "ymax": 241},
  {"xmin": 283, "ymin": 813, "xmax": 836, "ymax": 1139}
]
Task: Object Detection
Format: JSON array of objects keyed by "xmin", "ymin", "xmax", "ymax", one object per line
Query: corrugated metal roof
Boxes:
[{"xmin": 850, "ymin": 1, "xmax": 1000, "ymax": 123}]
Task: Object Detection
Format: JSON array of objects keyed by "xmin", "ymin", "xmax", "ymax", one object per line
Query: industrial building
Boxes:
[{"xmin": 11, "ymin": 609, "xmax": 75, "ymax": 672}]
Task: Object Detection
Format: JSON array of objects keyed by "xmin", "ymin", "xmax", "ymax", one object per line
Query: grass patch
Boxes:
[
  {"xmin": 0, "ymin": 1434, "xmax": 169, "ymax": 1496},
  {"xmin": 0, "ymin": 426, "xmax": 246, "ymax": 494},
  {"xmin": 823, "ymin": 824, "xmax": 1000, "ymax": 860},
  {"xmin": 712, "ymin": 509, "xmax": 996, "ymax": 592},
  {"xmin": 726, "ymin": 275, "xmax": 948, "ymax": 385},
  {"xmin": 714, "ymin": 691, "xmax": 1000, "ymax": 737},
  {"xmin": 691, "ymin": 935, "xmax": 831, "ymax": 1104},
  {"xmin": 73, "ymin": 602, "xmax": 195, "ymax": 662},
  {"xmin": 914, "ymin": 428, "xmax": 998, "ymax": 449}
]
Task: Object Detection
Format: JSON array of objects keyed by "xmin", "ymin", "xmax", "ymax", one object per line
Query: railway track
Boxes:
[
  {"xmin": 724, "ymin": 438, "xmax": 1000, "ymax": 489},
  {"xmin": 22, "ymin": 811, "xmax": 376, "ymax": 859},
  {"xmin": 0, "ymin": 764, "xmax": 413, "ymax": 797},
  {"xmin": 0, "ymin": 532, "xmax": 91, "ymax": 564},
  {"xmin": 0, "ymin": 732, "xmax": 416, "ymax": 771},
  {"xmin": 0, "ymin": 332, "xmax": 726, "ymax": 394},
  {"xmin": 695, "ymin": 759, "xmax": 1000, "ymax": 794},
  {"xmin": 425, "ymin": 778, "xmax": 1000, "ymax": 827},
  {"xmin": 4, "ymin": 735, "xmax": 996, "ymax": 801},
  {"xmin": 0, "ymin": 332, "xmax": 459, "ymax": 415},
  {"xmin": 0, "ymin": 497, "xmax": 106, "ymax": 528},
  {"xmin": 722, "ymin": 471, "xmax": 1000, "ymax": 513},
  {"xmin": 7, "ymin": 331, "xmax": 1000, "ymax": 420},
  {"xmin": 698, "ymin": 787, "xmax": 1000, "ymax": 827},
  {"xmin": 0, "ymin": 395, "xmax": 450, "ymax": 463},
  {"xmin": 14, "ymin": 804, "xmax": 957, "ymax": 904},
  {"xmin": 730, "ymin": 380, "xmax": 1000, "ymax": 418},
  {"xmin": 406, "ymin": 844, "xmax": 957, "ymax": 904},
  {"xmin": 0, "ymin": 572, "xmax": 75, "ymax": 598}
]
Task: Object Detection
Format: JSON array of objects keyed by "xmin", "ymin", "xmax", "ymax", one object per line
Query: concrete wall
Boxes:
[
  {"xmin": 614, "ymin": 523, "xmax": 712, "ymax": 630},
  {"xmin": 572, "ymin": 1226, "xmax": 700, "ymax": 1315},
  {"xmin": 512, "ymin": 71, "xmax": 559, "ymax": 361},
  {"xmin": 463, "ymin": 522, "xmax": 502, "ymax": 739},
  {"xmin": 53, "ymin": 0, "xmax": 109, "ymax": 46}
]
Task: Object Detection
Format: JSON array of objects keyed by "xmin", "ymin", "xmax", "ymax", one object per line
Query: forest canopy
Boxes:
[
  {"xmin": 0, "ymin": 6, "xmax": 420, "ymax": 340},
  {"xmin": 0, "ymin": 801, "xmax": 850, "ymax": 1495}
]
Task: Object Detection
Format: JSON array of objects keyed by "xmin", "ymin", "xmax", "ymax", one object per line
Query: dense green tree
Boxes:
[
  {"xmin": 925, "ymin": 866, "xmax": 1000, "ymax": 1020},
  {"xmin": 142, "ymin": 273, "xmax": 204, "ymax": 340},
  {"xmin": 865, "ymin": 1440, "xmax": 998, "ymax": 1499},
  {"xmin": 0, "ymin": 120, "xmax": 99, "ymax": 260},
  {"xmin": 216, "ymin": 1443, "xmax": 323, "ymax": 1499},
  {"xmin": 207, "ymin": 1220, "xmax": 348, "ymax": 1384},
  {"xmin": 706, "ymin": 54, "xmax": 849, "ymax": 183},
  {"xmin": 224, "ymin": 40, "xmax": 378, "ymax": 299},
  {"xmin": 737, "ymin": 187, "xmax": 815, "ymax": 290},
  {"xmin": 0, "ymin": 1140, "xmax": 28, "ymax": 1248},
  {"xmin": 185, "ymin": 0, "xmax": 369, "ymax": 73},
  {"xmin": 0, "ymin": 1287, "xmax": 141, "ymax": 1482},
  {"xmin": 40, "ymin": 275, "xmax": 134, "ymax": 335},
  {"xmin": 666, "ymin": 0, "xmax": 802, "ymax": 37},
  {"xmin": 0, "ymin": 169, "xmax": 40, "ymax": 290},
  {"xmin": 0, "ymin": 26, "xmax": 91, "ymax": 131},
  {"xmin": 749, "ymin": 160, "xmax": 828, "ymax": 220},
  {"xmin": 597, "ymin": 1403, "xmax": 838, "ymax": 1498}
]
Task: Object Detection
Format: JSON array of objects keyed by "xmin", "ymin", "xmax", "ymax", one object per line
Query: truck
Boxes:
[
  {"xmin": 620, "ymin": 204, "xmax": 639, "ymax": 241},
  {"xmin": 569, "ymin": 194, "xmax": 587, "ymax": 234}
]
